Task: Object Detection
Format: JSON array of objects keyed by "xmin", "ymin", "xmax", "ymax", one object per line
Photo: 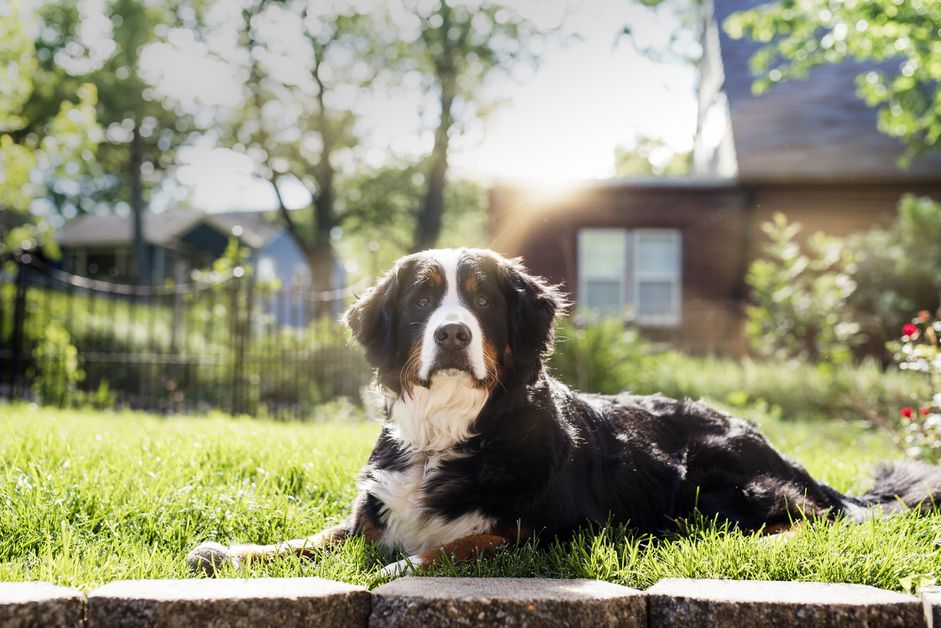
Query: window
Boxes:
[
  {"xmin": 257, "ymin": 256, "xmax": 277, "ymax": 282},
  {"xmin": 577, "ymin": 228, "xmax": 682, "ymax": 326},
  {"xmin": 633, "ymin": 230, "xmax": 681, "ymax": 326},
  {"xmin": 577, "ymin": 229, "xmax": 627, "ymax": 313}
]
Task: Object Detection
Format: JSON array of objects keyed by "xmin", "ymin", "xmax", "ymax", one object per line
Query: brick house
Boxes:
[{"xmin": 487, "ymin": 0, "xmax": 941, "ymax": 355}]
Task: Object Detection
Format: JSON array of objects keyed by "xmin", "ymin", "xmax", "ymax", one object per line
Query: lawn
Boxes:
[{"xmin": 2, "ymin": 400, "xmax": 940, "ymax": 593}]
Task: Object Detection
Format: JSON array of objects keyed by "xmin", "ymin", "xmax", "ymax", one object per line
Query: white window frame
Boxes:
[
  {"xmin": 577, "ymin": 228, "xmax": 628, "ymax": 312},
  {"xmin": 632, "ymin": 229, "xmax": 682, "ymax": 327}
]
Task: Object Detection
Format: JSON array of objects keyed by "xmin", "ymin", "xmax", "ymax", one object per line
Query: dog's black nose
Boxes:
[{"xmin": 434, "ymin": 322, "xmax": 471, "ymax": 350}]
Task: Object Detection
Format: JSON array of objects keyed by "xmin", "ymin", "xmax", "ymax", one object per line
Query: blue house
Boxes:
[{"xmin": 58, "ymin": 208, "xmax": 345, "ymax": 321}]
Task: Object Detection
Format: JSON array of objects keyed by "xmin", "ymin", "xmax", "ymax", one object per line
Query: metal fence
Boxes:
[{"xmin": 0, "ymin": 254, "xmax": 371, "ymax": 419}]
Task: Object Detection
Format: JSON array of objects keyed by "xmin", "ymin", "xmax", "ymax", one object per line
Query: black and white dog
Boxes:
[{"xmin": 189, "ymin": 247, "xmax": 941, "ymax": 577}]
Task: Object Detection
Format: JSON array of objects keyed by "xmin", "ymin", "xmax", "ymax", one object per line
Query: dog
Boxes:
[{"xmin": 189, "ymin": 247, "xmax": 941, "ymax": 577}]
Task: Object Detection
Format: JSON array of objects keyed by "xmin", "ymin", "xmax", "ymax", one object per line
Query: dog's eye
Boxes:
[
  {"xmin": 475, "ymin": 295, "xmax": 490, "ymax": 308},
  {"xmin": 415, "ymin": 296, "xmax": 430, "ymax": 308}
]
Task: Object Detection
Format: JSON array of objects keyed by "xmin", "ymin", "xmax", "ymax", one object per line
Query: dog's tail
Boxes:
[{"xmin": 842, "ymin": 461, "xmax": 941, "ymax": 519}]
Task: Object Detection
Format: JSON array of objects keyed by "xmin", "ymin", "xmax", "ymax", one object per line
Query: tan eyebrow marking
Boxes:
[{"xmin": 416, "ymin": 264, "xmax": 444, "ymax": 286}]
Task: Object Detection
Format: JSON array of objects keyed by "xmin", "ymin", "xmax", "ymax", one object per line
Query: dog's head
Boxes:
[{"xmin": 344, "ymin": 248, "xmax": 564, "ymax": 395}]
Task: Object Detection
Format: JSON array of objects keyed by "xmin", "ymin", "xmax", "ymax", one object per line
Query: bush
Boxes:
[
  {"xmin": 846, "ymin": 196, "xmax": 941, "ymax": 347},
  {"xmin": 746, "ymin": 196, "xmax": 941, "ymax": 362},
  {"xmin": 31, "ymin": 322, "xmax": 83, "ymax": 407},
  {"xmin": 745, "ymin": 213, "xmax": 860, "ymax": 363},
  {"xmin": 889, "ymin": 312, "xmax": 941, "ymax": 462},
  {"xmin": 550, "ymin": 316, "xmax": 930, "ymax": 426},
  {"xmin": 549, "ymin": 316, "xmax": 659, "ymax": 394}
]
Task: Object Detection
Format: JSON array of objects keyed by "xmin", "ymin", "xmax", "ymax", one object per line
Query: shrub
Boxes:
[
  {"xmin": 846, "ymin": 196, "xmax": 941, "ymax": 347},
  {"xmin": 550, "ymin": 315, "xmax": 929, "ymax": 426},
  {"xmin": 549, "ymin": 316, "xmax": 659, "ymax": 394},
  {"xmin": 745, "ymin": 213, "xmax": 860, "ymax": 363},
  {"xmin": 31, "ymin": 322, "xmax": 83, "ymax": 407},
  {"xmin": 888, "ymin": 312, "xmax": 941, "ymax": 462},
  {"xmin": 746, "ymin": 197, "xmax": 941, "ymax": 363}
]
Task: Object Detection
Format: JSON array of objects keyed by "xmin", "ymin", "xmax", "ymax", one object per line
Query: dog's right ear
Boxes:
[{"xmin": 343, "ymin": 259, "xmax": 408, "ymax": 370}]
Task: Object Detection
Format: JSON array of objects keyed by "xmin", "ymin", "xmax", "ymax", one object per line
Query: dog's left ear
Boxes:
[
  {"xmin": 498, "ymin": 257, "xmax": 567, "ymax": 382},
  {"xmin": 343, "ymin": 259, "xmax": 408, "ymax": 371}
]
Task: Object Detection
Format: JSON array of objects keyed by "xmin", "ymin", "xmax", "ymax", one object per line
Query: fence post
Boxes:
[
  {"xmin": 9, "ymin": 255, "xmax": 29, "ymax": 400},
  {"xmin": 229, "ymin": 277, "xmax": 240, "ymax": 415}
]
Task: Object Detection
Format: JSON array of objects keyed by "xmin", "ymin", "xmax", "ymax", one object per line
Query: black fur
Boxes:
[{"xmin": 346, "ymin": 249, "xmax": 941, "ymax": 546}]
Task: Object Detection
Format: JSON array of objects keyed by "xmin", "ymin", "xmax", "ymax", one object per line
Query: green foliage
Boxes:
[
  {"xmin": 745, "ymin": 213, "xmax": 860, "ymax": 363},
  {"xmin": 4, "ymin": 402, "xmax": 941, "ymax": 591},
  {"xmin": 22, "ymin": 0, "xmax": 193, "ymax": 218},
  {"xmin": 31, "ymin": 323, "xmax": 84, "ymax": 407},
  {"xmin": 725, "ymin": 0, "xmax": 941, "ymax": 158},
  {"xmin": 81, "ymin": 381, "xmax": 118, "ymax": 411},
  {"xmin": 613, "ymin": 136, "xmax": 692, "ymax": 177},
  {"xmin": 888, "ymin": 312, "xmax": 941, "ymax": 462},
  {"xmin": 549, "ymin": 317, "xmax": 659, "ymax": 394},
  {"xmin": 0, "ymin": 1, "xmax": 99, "ymax": 258},
  {"xmin": 845, "ymin": 196, "xmax": 941, "ymax": 341},
  {"xmin": 746, "ymin": 199, "xmax": 941, "ymax": 363},
  {"xmin": 550, "ymin": 317, "xmax": 927, "ymax": 426},
  {"xmin": 336, "ymin": 161, "xmax": 488, "ymax": 260}
]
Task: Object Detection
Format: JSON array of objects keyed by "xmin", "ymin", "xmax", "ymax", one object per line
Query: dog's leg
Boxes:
[
  {"xmin": 758, "ymin": 521, "xmax": 803, "ymax": 544},
  {"xmin": 378, "ymin": 533, "xmax": 511, "ymax": 578},
  {"xmin": 188, "ymin": 524, "xmax": 351, "ymax": 576}
]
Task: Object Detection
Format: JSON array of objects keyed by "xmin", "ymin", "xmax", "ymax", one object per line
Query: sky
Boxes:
[{"xmin": 139, "ymin": 0, "xmax": 700, "ymax": 212}]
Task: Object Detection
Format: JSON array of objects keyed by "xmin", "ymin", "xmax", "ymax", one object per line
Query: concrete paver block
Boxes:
[
  {"xmin": 87, "ymin": 577, "xmax": 370, "ymax": 628},
  {"xmin": 920, "ymin": 586, "xmax": 941, "ymax": 628},
  {"xmin": 647, "ymin": 578, "xmax": 925, "ymax": 627},
  {"xmin": 369, "ymin": 577, "xmax": 645, "ymax": 627},
  {"xmin": 0, "ymin": 582, "xmax": 86, "ymax": 628}
]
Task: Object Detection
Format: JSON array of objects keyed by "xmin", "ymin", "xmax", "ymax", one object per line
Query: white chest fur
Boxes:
[
  {"xmin": 387, "ymin": 372, "xmax": 489, "ymax": 453},
  {"xmin": 361, "ymin": 455, "xmax": 494, "ymax": 555}
]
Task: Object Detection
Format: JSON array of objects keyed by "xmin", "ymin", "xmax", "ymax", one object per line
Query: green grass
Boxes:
[{"xmin": 2, "ymin": 401, "xmax": 940, "ymax": 593}]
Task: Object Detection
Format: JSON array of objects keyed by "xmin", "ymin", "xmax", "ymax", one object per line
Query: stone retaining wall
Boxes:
[{"xmin": 3, "ymin": 577, "xmax": 937, "ymax": 627}]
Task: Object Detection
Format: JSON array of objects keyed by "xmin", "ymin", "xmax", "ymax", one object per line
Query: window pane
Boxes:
[
  {"xmin": 636, "ymin": 233, "xmax": 678, "ymax": 275},
  {"xmin": 637, "ymin": 281, "xmax": 674, "ymax": 317},
  {"xmin": 579, "ymin": 229, "xmax": 626, "ymax": 279},
  {"xmin": 586, "ymin": 279, "xmax": 623, "ymax": 312}
]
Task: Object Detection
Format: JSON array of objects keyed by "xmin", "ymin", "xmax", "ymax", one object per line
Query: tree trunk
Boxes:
[
  {"xmin": 412, "ymin": 75, "xmax": 455, "ymax": 253},
  {"xmin": 309, "ymin": 161, "xmax": 339, "ymax": 318},
  {"xmin": 130, "ymin": 123, "xmax": 148, "ymax": 283}
]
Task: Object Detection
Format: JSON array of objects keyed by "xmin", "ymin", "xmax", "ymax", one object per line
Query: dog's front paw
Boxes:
[
  {"xmin": 378, "ymin": 557, "xmax": 418, "ymax": 579},
  {"xmin": 187, "ymin": 541, "xmax": 238, "ymax": 577}
]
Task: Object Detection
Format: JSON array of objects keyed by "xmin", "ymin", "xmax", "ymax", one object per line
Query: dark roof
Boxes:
[
  {"xmin": 58, "ymin": 209, "xmax": 282, "ymax": 249},
  {"xmin": 210, "ymin": 210, "xmax": 281, "ymax": 249},
  {"xmin": 711, "ymin": 0, "xmax": 941, "ymax": 182}
]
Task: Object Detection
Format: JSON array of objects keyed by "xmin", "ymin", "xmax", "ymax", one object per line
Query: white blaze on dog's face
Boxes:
[{"xmin": 416, "ymin": 249, "xmax": 488, "ymax": 383}]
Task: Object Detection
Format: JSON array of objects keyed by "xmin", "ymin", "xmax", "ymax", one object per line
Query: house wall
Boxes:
[
  {"xmin": 252, "ymin": 230, "xmax": 346, "ymax": 322},
  {"xmin": 488, "ymin": 181, "xmax": 941, "ymax": 356},
  {"xmin": 745, "ymin": 183, "xmax": 941, "ymax": 259},
  {"xmin": 490, "ymin": 182, "xmax": 749, "ymax": 354}
]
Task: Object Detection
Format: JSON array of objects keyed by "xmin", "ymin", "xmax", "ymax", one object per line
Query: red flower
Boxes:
[
  {"xmin": 900, "ymin": 407, "xmax": 914, "ymax": 420},
  {"xmin": 922, "ymin": 406, "xmax": 932, "ymax": 416},
  {"xmin": 903, "ymin": 323, "xmax": 918, "ymax": 337}
]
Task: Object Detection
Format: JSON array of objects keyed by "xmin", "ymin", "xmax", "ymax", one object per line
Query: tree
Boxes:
[
  {"xmin": 725, "ymin": 0, "xmax": 941, "ymax": 158},
  {"xmin": 620, "ymin": 0, "xmax": 704, "ymax": 70},
  {"xmin": 1, "ymin": 1, "xmax": 100, "ymax": 260},
  {"xmin": 404, "ymin": 0, "xmax": 547, "ymax": 252},
  {"xmin": 213, "ymin": 0, "xmax": 384, "ymax": 314},
  {"xmin": 613, "ymin": 136, "xmax": 692, "ymax": 176},
  {"xmin": 19, "ymin": 0, "xmax": 197, "ymax": 281}
]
